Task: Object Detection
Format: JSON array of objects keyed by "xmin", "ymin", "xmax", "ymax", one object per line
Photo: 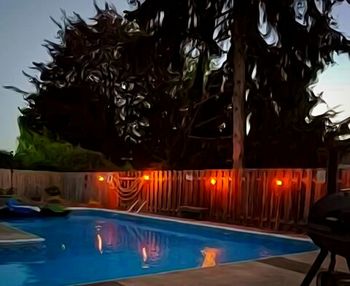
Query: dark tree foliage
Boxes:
[
  {"xmin": 0, "ymin": 151, "xmax": 14, "ymax": 169},
  {"xmin": 6, "ymin": 5, "xmax": 182, "ymax": 168},
  {"xmin": 6, "ymin": 1, "xmax": 350, "ymax": 170},
  {"xmin": 125, "ymin": 0, "xmax": 350, "ymax": 168},
  {"xmin": 245, "ymin": 0, "xmax": 350, "ymax": 167},
  {"xmin": 125, "ymin": 0, "xmax": 236, "ymax": 168},
  {"xmin": 12, "ymin": 116, "xmax": 119, "ymax": 172}
]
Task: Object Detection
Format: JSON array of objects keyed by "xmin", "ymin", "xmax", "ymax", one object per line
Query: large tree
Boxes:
[
  {"xmin": 7, "ymin": 4, "xmax": 223, "ymax": 169},
  {"xmin": 7, "ymin": 1, "xmax": 350, "ymax": 170},
  {"xmin": 6, "ymin": 5, "xmax": 176, "ymax": 168},
  {"xmin": 125, "ymin": 0, "xmax": 350, "ymax": 168}
]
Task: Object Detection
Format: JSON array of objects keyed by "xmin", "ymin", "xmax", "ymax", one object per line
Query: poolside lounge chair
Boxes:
[
  {"xmin": 43, "ymin": 186, "xmax": 96, "ymax": 208},
  {"xmin": 42, "ymin": 186, "xmax": 71, "ymax": 206}
]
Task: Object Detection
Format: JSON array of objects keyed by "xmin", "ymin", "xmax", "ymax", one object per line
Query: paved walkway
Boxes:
[
  {"xmin": 0, "ymin": 222, "xmax": 44, "ymax": 244},
  {"xmin": 89, "ymin": 251, "xmax": 349, "ymax": 286}
]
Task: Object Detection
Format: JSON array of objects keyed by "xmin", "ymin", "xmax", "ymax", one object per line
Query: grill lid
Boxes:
[{"xmin": 308, "ymin": 191, "xmax": 350, "ymax": 233}]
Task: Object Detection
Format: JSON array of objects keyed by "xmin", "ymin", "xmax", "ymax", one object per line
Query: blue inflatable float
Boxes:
[
  {"xmin": 0, "ymin": 198, "xmax": 70, "ymax": 218},
  {"xmin": 6, "ymin": 198, "xmax": 41, "ymax": 215}
]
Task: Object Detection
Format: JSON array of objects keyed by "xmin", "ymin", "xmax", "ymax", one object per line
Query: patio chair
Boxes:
[{"xmin": 42, "ymin": 186, "xmax": 71, "ymax": 206}]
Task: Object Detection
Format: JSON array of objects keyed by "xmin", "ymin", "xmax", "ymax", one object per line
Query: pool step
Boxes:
[{"xmin": 0, "ymin": 222, "xmax": 44, "ymax": 244}]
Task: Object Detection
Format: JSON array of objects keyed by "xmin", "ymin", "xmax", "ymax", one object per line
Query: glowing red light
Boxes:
[
  {"xmin": 98, "ymin": 176, "xmax": 105, "ymax": 182},
  {"xmin": 143, "ymin": 175, "xmax": 150, "ymax": 181}
]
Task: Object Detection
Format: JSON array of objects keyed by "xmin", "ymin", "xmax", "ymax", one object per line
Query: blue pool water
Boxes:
[{"xmin": 0, "ymin": 210, "xmax": 317, "ymax": 286}]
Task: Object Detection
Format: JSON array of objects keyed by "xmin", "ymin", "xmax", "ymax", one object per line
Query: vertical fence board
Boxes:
[{"xmin": 0, "ymin": 169, "xmax": 12, "ymax": 190}]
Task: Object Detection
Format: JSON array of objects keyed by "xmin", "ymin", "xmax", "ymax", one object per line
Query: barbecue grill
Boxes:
[{"xmin": 301, "ymin": 191, "xmax": 350, "ymax": 286}]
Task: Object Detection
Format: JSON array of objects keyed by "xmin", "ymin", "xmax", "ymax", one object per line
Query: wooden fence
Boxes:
[{"xmin": 1, "ymin": 168, "xmax": 350, "ymax": 230}]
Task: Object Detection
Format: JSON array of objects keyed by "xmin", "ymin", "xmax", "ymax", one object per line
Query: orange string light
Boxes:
[
  {"xmin": 210, "ymin": 177, "xmax": 217, "ymax": 185},
  {"xmin": 275, "ymin": 179, "xmax": 283, "ymax": 186}
]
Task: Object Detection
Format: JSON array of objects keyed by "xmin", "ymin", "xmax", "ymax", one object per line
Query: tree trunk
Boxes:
[{"xmin": 232, "ymin": 16, "xmax": 246, "ymax": 168}]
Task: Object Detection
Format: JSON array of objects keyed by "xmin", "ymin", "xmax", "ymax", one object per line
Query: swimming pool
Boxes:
[{"xmin": 0, "ymin": 209, "xmax": 317, "ymax": 286}]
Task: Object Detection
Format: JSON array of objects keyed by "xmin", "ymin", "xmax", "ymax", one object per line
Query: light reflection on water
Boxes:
[{"xmin": 201, "ymin": 247, "xmax": 221, "ymax": 268}]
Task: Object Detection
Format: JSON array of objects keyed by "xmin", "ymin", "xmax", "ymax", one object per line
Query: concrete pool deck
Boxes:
[
  {"xmin": 89, "ymin": 251, "xmax": 349, "ymax": 286},
  {"xmin": 0, "ymin": 222, "xmax": 44, "ymax": 244}
]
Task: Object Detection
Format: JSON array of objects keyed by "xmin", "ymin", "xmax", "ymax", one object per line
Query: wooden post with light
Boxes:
[{"xmin": 273, "ymin": 177, "xmax": 284, "ymax": 230}]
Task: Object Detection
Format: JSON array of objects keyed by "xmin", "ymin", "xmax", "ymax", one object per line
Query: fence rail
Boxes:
[{"xmin": 1, "ymin": 168, "xmax": 350, "ymax": 230}]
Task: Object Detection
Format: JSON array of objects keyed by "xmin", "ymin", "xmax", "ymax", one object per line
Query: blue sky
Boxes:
[{"xmin": 0, "ymin": 0, "xmax": 350, "ymax": 152}]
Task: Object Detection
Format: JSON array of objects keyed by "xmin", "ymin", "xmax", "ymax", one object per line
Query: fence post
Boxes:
[{"xmin": 326, "ymin": 146, "xmax": 338, "ymax": 195}]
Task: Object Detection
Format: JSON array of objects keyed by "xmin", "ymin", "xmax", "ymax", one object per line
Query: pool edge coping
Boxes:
[{"xmin": 77, "ymin": 249, "xmax": 319, "ymax": 286}]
